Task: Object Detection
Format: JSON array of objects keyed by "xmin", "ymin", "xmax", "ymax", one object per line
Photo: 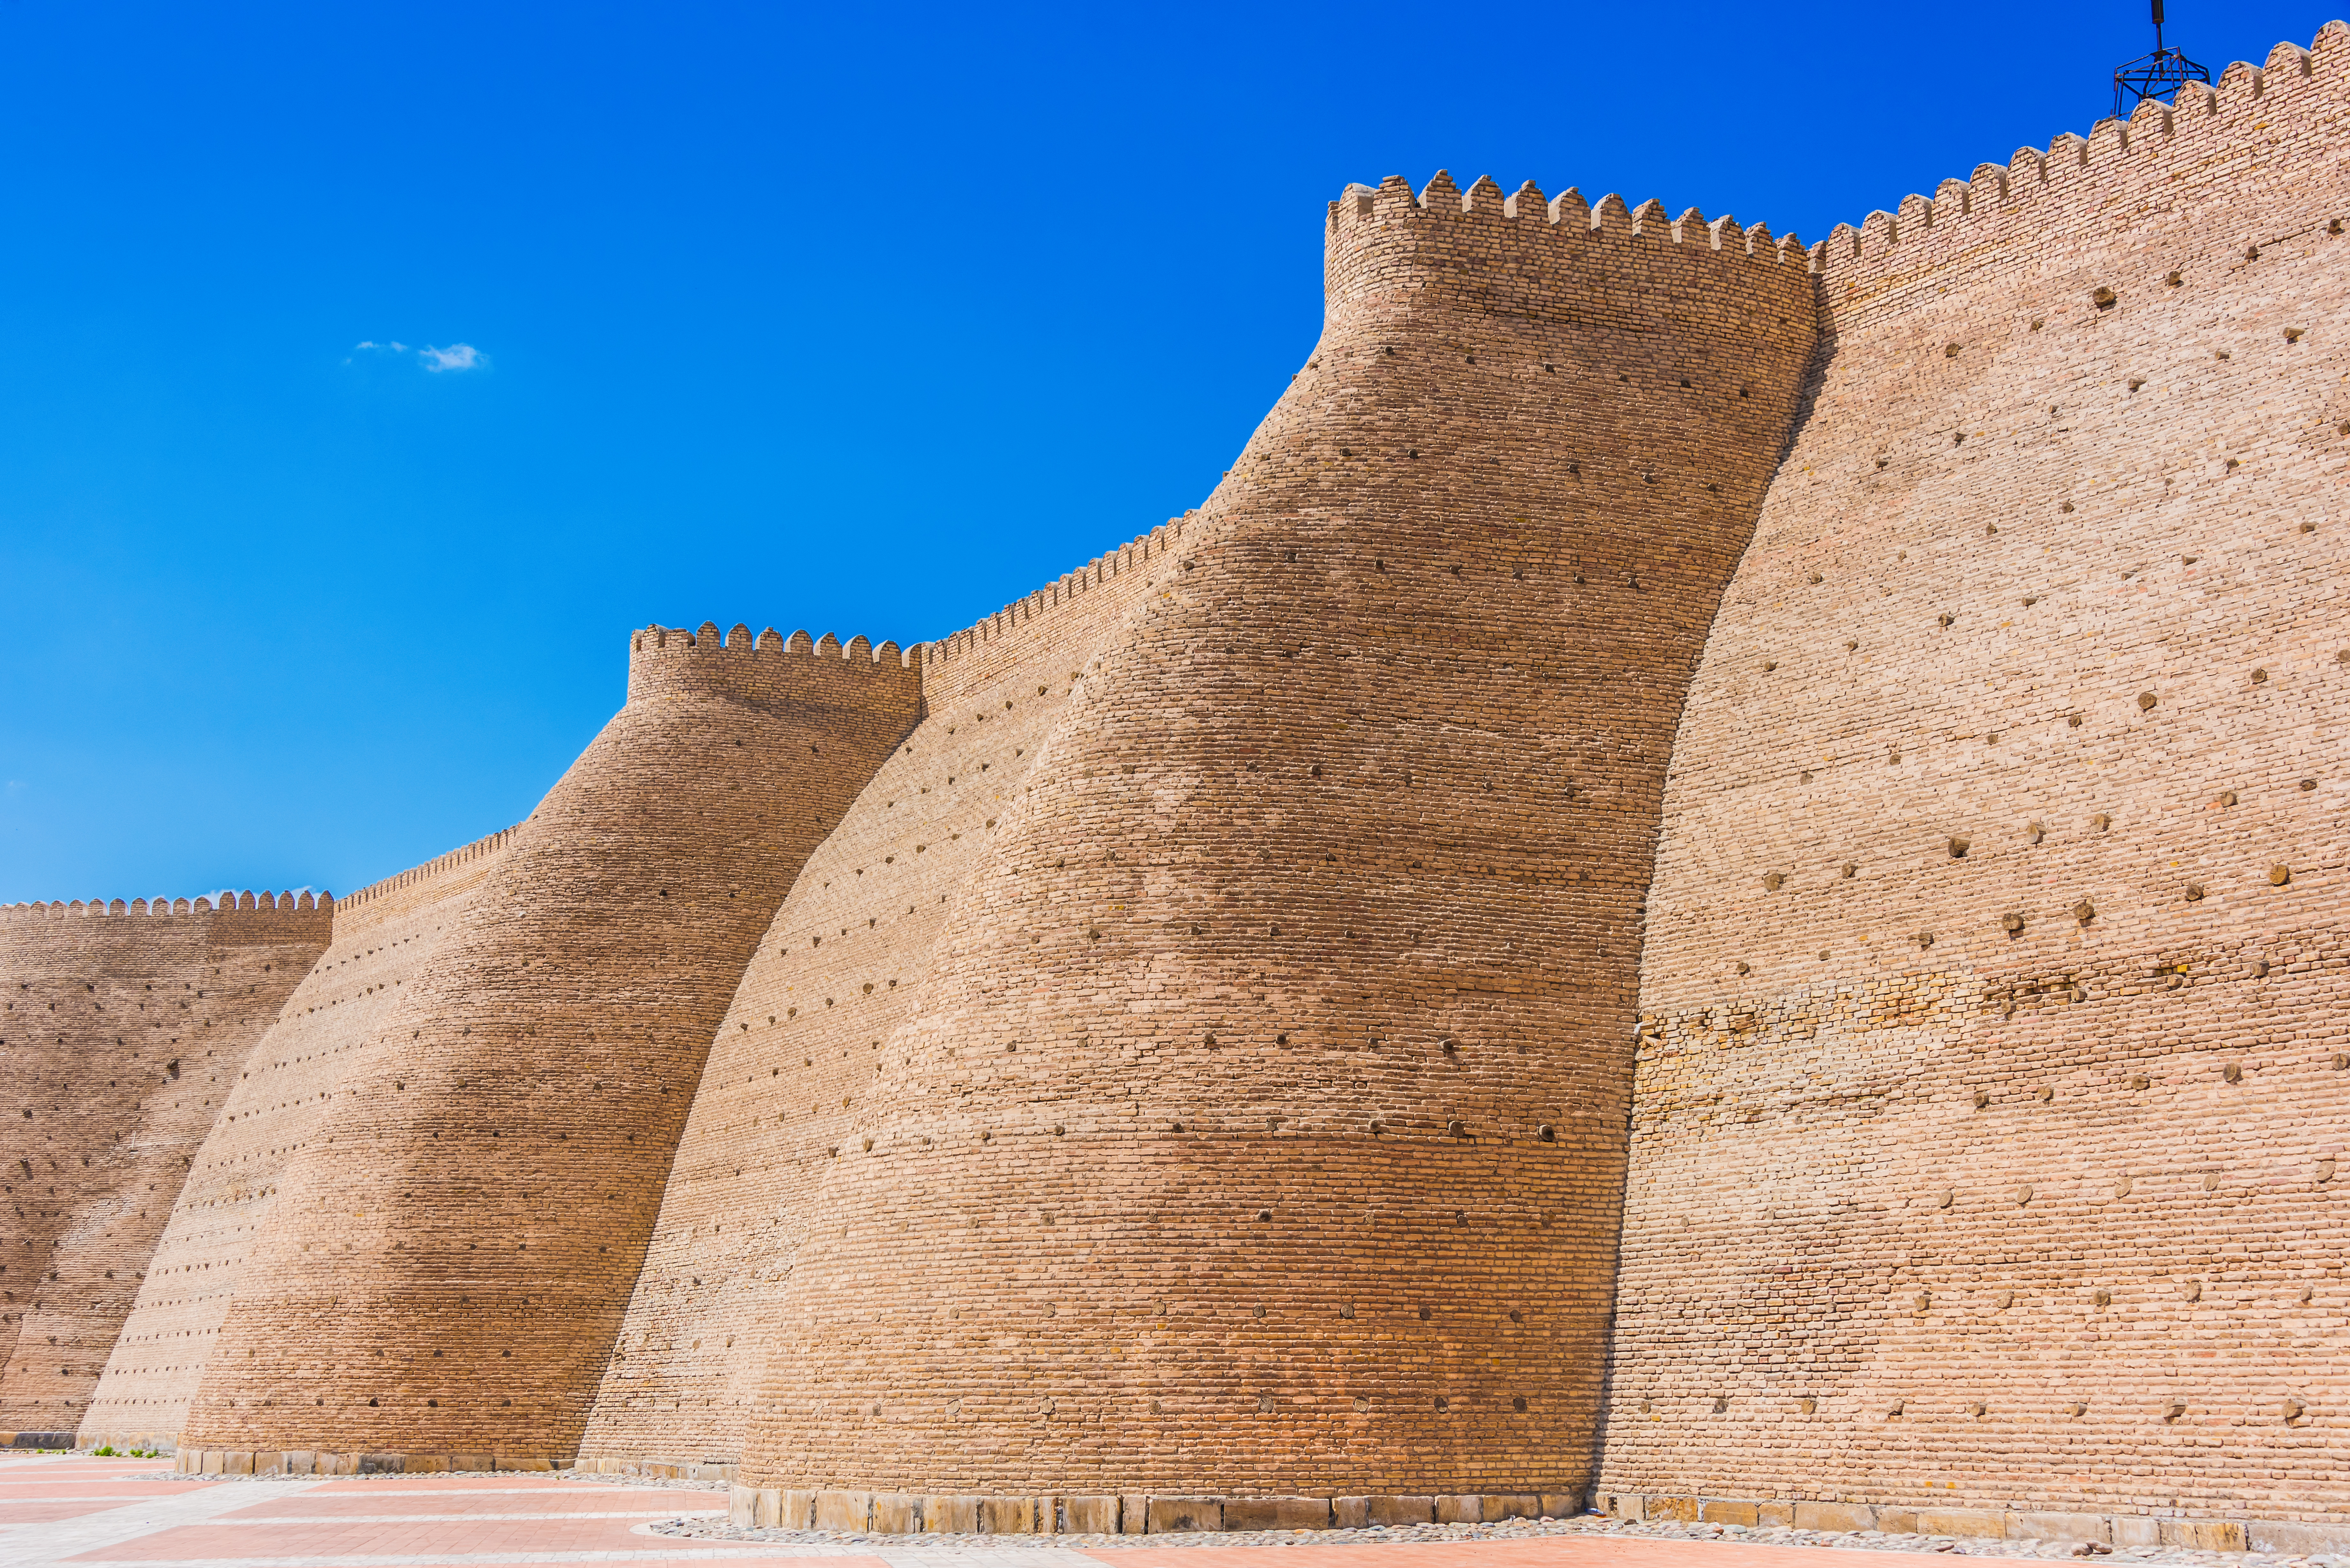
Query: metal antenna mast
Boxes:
[{"xmin": 2113, "ymin": 0, "xmax": 2211, "ymax": 119}]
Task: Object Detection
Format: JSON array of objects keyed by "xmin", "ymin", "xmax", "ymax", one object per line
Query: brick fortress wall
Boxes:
[
  {"xmin": 578, "ymin": 524, "xmax": 1189, "ymax": 1473},
  {"xmin": 1599, "ymin": 21, "xmax": 2350, "ymax": 1527},
  {"xmin": 0, "ymin": 894, "xmax": 330, "ymax": 1438},
  {"xmin": 711, "ymin": 168, "xmax": 1817, "ymax": 1516},
  {"xmin": 80, "ymin": 831, "xmax": 515, "ymax": 1453},
  {"xmin": 166, "ymin": 627, "xmax": 920, "ymax": 1465}
]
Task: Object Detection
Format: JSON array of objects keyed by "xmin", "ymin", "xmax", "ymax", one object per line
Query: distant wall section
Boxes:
[
  {"xmin": 0, "ymin": 894, "xmax": 330, "ymax": 1437},
  {"xmin": 80, "ymin": 833, "xmax": 514, "ymax": 1452},
  {"xmin": 174, "ymin": 625, "xmax": 920, "ymax": 1466}
]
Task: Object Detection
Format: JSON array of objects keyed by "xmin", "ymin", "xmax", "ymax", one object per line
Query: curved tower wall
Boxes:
[
  {"xmin": 1600, "ymin": 23, "xmax": 2350, "ymax": 1523},
  {"xmin": 80, "ymin": 832, "xmax": 515, "ymax": 1453},
  {"xmin": 0, "ymin": 894, "xmax": 330, "ymax": 1438},
  {"xmin": 171, "ymin": 627, "xmax": 921, "ymax": 1465},
  {"xmin": 716, "ymin": 173, "xmax": 1817, "ymax": 1508},
  {"xmin": 580, "ymin": 528, "xmax": 1187, "ymax": 1471}
]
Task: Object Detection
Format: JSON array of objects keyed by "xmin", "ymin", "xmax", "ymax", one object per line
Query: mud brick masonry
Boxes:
[{"xmin": 7, "ymin": 20, "xmax": 2350, "ymax": 1545}]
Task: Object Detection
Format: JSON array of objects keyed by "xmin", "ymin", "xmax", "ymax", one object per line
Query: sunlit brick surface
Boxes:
[{"xmin": 1602, "ymin": 20, "xmax": 2350, "ymax": 1523}]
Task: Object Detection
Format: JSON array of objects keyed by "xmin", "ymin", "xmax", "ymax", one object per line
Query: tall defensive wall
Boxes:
[
  {"xmin": 159, "ymin": 628, "xmax": 922, "ymax": 1464},
  {"xmin": 702, "ymin": 170, "xmax": 1817, "ymax": 1515},
  {"xmin": 80, "ymin": 831, "xmax": 516, "ymax": 1453},
  {"xmin": 1599, "ymin": 19, "xmax": 2350, "ymax": 1530},
  {"xmin": 0, "ymin": 893, "xmax": 330, "ymax": 1439},
  {"xmin": 31, "ymin": 20, "xmax": 2350, "ymax": 1541}
]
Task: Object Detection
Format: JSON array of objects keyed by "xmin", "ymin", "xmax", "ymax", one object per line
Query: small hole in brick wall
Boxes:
[
  {"xmin": 1618, "ymin": 373, "xmax": 1628, "ymax": 383},
  {"xmin": 2094, "ymin": 286, "xmax": 2116, "ymax": 308},
  {"xmin": 1736, "ymin": 961, "xmax": 1751, "ymax": 974},
  {"xmin": 1679, "ymin": 378, "xmax": 1690, "ymax": 388},
  {"xmin": 2031, "ymin": 319, "xmax": 2045, "ymax": 331},
  {"xmin": 1419, "ymin": 1305, "xmax": 1432, "ymax": 1320},
  {"xmin": 2129, "ymin": 377, "xmax": 2145, "ymax": 392},
  {"xmin": 1948, "ymin": 837, "xmax": 1969, "ymax": 859},
  {"xmin": 1973, "ymin": 1089, "xmax": 1990, "ymax": 1109},
  {"xmin": 1876, "ymin": 456, "xmax": 1889, "ymax": 469},
  {"xmin": 1538, "ymin": 1123, "xmax": 1556, "ymax": 1142},
  {"xmin": 2218, "ymin": 349, "xmax": 2232, "ymax": 360}
]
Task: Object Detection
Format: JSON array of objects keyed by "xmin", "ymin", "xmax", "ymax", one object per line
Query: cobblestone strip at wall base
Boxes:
[{"xmin": 1598, "ymin": 1493, "xmax": 2344, "ymax": 1554}]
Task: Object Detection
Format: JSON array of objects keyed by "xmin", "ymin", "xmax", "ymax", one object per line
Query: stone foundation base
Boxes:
[
  {"xmin": 724, "ymin": 1489, "xmax": 1584, "ymax": 1534},
  {"xmin": 173, "ymin": 1449, "xmax": 569, "ymax": 1476},
  {"xmin": 574, "ymin": 1455, "xmax": 741, "ymax": 1485},
  {"xmin": 1598, "ymin": 1493, "xmax": 2350, "ymax": 1555},
  {"xmin": 3, "ymin": 1431, "xmax": 74, "ymax": 1450}
]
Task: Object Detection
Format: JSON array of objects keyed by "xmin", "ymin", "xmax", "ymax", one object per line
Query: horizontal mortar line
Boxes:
[{"xmin": 205, "ymin": 1511, "xmax": 729, "ymax": 1522}]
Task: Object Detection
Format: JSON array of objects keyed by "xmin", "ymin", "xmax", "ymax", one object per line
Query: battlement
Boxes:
[
  {"xmin": 1327, "ymin": 170, "xmax": 1815, "ymax": 277},
  {"xmin": 0, "ymin": 889, "xmax": 330, "ymax": 922},
  {"xmin": 1812, "ymin": 20, "xmax": 2348, "ymax": 303},
  {"xmin": 626, "ymin": 620, "xmax": 924, "ymax": 717},
  {"xmin": 334, "ymin": 823, "xmax": 522, "ymax": 927},
  {"xmin": 921, "ymin": 517, "xmax": 1188, "ymax": 672}
]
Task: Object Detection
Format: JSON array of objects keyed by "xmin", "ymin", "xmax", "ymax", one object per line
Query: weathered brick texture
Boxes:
[
  {"xmin": 1601, "ymin": 20, "xmax": 2350, "ymax": 1524},
  {"xmin": 78, "ymin": 832, "xmax": 514, "ymax": 1451},
  {"xmin": 0, "ymin": 895, "xmax": 329, "ymax": 1435},
  {"xmin": 169, "ymin": 627, "xmax": 919, "ymax": 1459}
]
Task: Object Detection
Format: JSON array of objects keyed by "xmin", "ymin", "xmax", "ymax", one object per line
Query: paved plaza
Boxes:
[{"xmin": 0, "ymin": 1454, "xmax": 1939, "ymax": 1568}]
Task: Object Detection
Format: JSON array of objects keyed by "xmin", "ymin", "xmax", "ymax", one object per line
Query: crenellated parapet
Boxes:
[
  {"xmin": 918, "ymin": 519, "xmax": 1191, "ymax": 707},
  {"xmin": 626, "ymin": 620, "xmax": 922, "ymax": 720},
  {"xmin": 0, "ymin": 889, "xmax": 331, "ymax": 925},
  {"xmin": 1323, "ymin": 170, "xmax": 1815, "ymax": 342},
  {"xmin": 1810, "ymin": 20, "xmax": 2349, "ymax": 311}
]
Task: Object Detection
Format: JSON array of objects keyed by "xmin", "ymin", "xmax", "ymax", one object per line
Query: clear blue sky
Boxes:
[{"xmin": 1, "ymin": 1, "xmax": 2332, "ymax": 903}]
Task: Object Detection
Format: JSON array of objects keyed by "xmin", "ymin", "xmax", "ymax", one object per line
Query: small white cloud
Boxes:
[
  {"xmin": 420, "ymin": 343, "xmax": 485, "ymax": 373},
  {"xmin": 347, "ymin": 339, "xmax": 484, "ymax": 371}
]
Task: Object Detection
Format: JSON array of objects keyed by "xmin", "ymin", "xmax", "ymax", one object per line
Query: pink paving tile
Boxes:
[
  {"xmin": 68, "ymin": 1511, "xmax": 741, "ymax": 1561},
  {"xmin": 428, "ymin": 1561, "xmax": 886, "ymax": 1568},
  {"xmin": 0, "ymin": 1481, "xmax": 198, "ymax": 1497},
  {"xmin": 216, "ymin": 1487, "xmax": 715, "ymax": 1518},
  {"xmin": 301, "ymin": 1474, "xmax": 585, "ymax": 1492},
  {"xmin": 0, "ymin": 1499, "xmax": 161, "ymax": 1523}
]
